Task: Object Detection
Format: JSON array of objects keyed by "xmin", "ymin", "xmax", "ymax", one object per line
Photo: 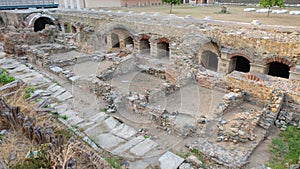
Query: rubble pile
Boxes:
[
  {"xmin": 126, "ymin": 91, "xmax": 149, "ymax": 114},
  {"xmin": 275, "ymin": 109, "xmax": 300, "ymax": 130},
  {"xmin": 89, "ymin": 78, "xmax": 115, "ymax": 102},
  {"xmin": 217, "ymin": 111, "xmax": 262, "ymax": 143},
  {"xmin": 139, "ymin": 66, "xmax": 166, "ymax": 80},
  {"xmin": 259, "ymin": 90, "xmax": 284, "ymax": 130}
]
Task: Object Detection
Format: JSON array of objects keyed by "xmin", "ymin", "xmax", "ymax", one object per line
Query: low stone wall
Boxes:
[
  {"xmin": 226, "ymin": 71, "xmax": 300, "ymax": 105},
  {"xmin": 192, "ymin": 89, "xmax": 284, "ymax": 168}
]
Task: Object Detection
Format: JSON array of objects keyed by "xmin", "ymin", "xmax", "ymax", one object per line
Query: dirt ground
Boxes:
[
  {"xmin": 104, "ymin": 5, "xmax": 300, "ymax": 27},
  {"xmin": 247, "ymin": 126, "xmax": 280, "ymax": 167}
]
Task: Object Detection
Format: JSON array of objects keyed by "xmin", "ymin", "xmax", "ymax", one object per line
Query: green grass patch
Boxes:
[
  {"xmin": 0, "ymin": 68, "xmax": 15, "ymax": 85},
  {"xmin": 24, "ymin": 86, "xmax": 35, "ymax": 99},
  {"xmin": 176, "ymin": 150, "xmax": 191, "ymax": 159},
  {"xmin": 268, "ymin": 126, "xmax": 300, "ymax": 169},
  {"xmin": 61, "ymin": 115, "xmax": 68, "ymax": 120},
  {"xmin": 105, "ymin": 156, "xmax": 123, "ymax": 169},
  {"xmin": 9, "ymin": 145, "xmax": 51, "ymax": 169},
  {"xmin": 54, "ymin": 128, "xmax": 73, "ymax": 141}
]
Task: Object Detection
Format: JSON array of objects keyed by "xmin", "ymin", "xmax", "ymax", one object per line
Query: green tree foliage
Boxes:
[
  {"xmin": 161, "ymin": 0, "xmax": 182, "ymax": 14},
  {"xmin": 259, "ymin": 0, "xmax": 284, "ymax": 16}
]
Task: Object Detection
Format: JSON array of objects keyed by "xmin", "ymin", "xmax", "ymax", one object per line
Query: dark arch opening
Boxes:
[
  {"xmin": 268, "ymin": 62, "xmax": 290, "ymax": 79},
  {"xmin": 140, "ymin": 39, "xmax": 150, "ymax": 54},
  {"xmin": 34, "ymin": 17, "xmax": 54, "ymax": 32},
  {"xmin": 111, "ymin": 33, "xmax": 120, "ymax": 48},
  {"xmin": 201, "ymin": 50, "xmax": 218, "ymax": 71},
  {"xmin": 125, "ymin": 37, "xmax": 134, "ymax": 48},
  {"xmin": 0, "ymin": 17, "xmax": 4, "ymax": 25},
  {"xmin": 157, "ymin": 42, "xmax": 169, "ymax": 58},
  {"xmin": 233, "ymin": 56, "xmax": 250, "ymax": 73}
]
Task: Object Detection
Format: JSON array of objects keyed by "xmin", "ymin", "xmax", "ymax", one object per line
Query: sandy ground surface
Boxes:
[
  {"xmin": 111, "ymin": 72, "xmax": 166, "ymax": 93},
  {"xmin": 65, "ymin": 60, "xmax": 114, "ymax": 77},
  {"xmin": 247, "ymin": 126, "xmax": 280, "ymax": 167},
  {"xmin": 105, "ymin": 5, "xmax": 300, "ymax": 27}
]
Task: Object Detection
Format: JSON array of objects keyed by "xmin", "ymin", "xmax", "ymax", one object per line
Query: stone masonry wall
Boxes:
[
  {"xmin": 51, "ymin": 11, "xmax": 300, "ymax": 66},
  {"xmin": 0, "ymin": 10, "xmax": 299, "ymax": 67},
  {"xmin": 226, "ymin": 71, "xmax": 300, "ymax": 104}
]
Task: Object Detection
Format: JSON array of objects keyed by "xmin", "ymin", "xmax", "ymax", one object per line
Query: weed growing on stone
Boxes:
[
  {"xmin": 176, "ymin": 150, "xmax": 191, "ymax": 158},
  {"xmin": 24, "ymin": 86, "xmax": 35, "ymax": 99},
  {"xmin": 0, "ymin": 68, "xmax": 15, "ymax": 85},
  {"xmin": 192, "ymin": 148, "xmax": 207, "ymax": 168},
  {"xmin": 61, "ymin": 114, "xmax": 68, "ymax": 120},
  {"xmin": 268, "ymin": 126, "xmax": 300, "ymax": 169},
  {"xmin": 105, "ymin": 156, "xmax": 122, "ymax": 169}
]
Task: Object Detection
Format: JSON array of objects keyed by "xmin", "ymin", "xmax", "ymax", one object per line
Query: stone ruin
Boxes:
[{"xmin": 0, "ymin": 7, "xmax": 299, "ymax": 169}]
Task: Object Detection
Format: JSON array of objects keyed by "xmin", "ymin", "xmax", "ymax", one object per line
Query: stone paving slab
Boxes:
[
  {"xmin": 129, "ymin": 138, "xmax": 158, "ymax": 156},
  {"xmin": 78, "ymin": 121, "xmax": 96, "ymax": 129},
  {"xmin": 84, "ymin": 122, "xmax": 112, "ymax": 136},
  {"xmin": 1, "ymin": 63, "xmax": 20, "ymax": 69},
  {"xmin": 104, "ymin": 116, "xmax": 120, "ymax": 130},
  {"xmin": 94, "ymin": 133, "xmax": 125, "ymax": 150},
  {"xmin": 46, "ymin": 83, "xmax": 58, "ymax": 91},
  {"xmin": 89, "ymin": 112, "xmax": 108, "ymax": 123},
  {"xmin": 67, "ymin": 115, "xmax": 84, "ymax": 125},
  {"xmin": 7, "ymin": 64, "xmax": 28, "ymax": 74},
  {"xmin": 60, "ymin": 109, "xmax": 78, "ymax": 117},
  {"xmin": 159, "ymin": 151, "xmax": 184, "ymax": 169},
  {"xmin": 69, "ymin": 75, "xmax": 81, "ymax": 82},
  {"xmin": 110, "ymin": 123, "xmax": 137, "ymax": 139},
  {"xmin": 128, "ymin": 160, "xmax": 150, "ymax": 169},
  {"xmin": 111, "ymin": 135, "xmax": 145, "ymax": 155},
  {"xmin": 56, "ymin": 91, "xmax": 73, "ymax": 101},
  {"xmin": 52, "ymin": 88, "xmax": 66, "ymax": 97},
  {"xmin": 55, "ymin": 104, "xmax": 68, "ymax": 114},
  {"xmin": 0, "ymin": 58, "xmax": 14, "ymax": 64},
  {"xmin": 23, "ymin": 76, "xmax": 51, "ymax": 85},
  {"xmin": 14, "ymin": 72, "xmax": 40, "ymax": 79}
]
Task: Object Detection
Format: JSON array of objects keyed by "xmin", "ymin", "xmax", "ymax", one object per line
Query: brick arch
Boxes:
[
  {"xmin": 140, "ymin": 34, "xmax": 150, "ymax": 40},
  {"xmin": 264, "ymin": 57, "xmax": 295, "ymax": 71},
  {"xmin": 228, "ymin": 51, "xmax": 253, "ymax": 63},
  {"xmin": 156, "ymin": 37, "xmax": 169, "ymax": 44}
]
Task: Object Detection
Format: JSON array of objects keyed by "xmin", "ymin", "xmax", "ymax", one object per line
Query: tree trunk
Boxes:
[
  {"xmin": 267, "ymin": 7, "xmax": 270, "ymax": 17},
  {"xmin": 170, "ymin": 4, "xmax": 173, "ymax": 14}
]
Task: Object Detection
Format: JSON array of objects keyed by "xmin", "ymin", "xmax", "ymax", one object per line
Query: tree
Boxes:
[
  {"xmin": 259, "ymin": 0, "xmax": 284, "ymax": 17},
  {"xmin": 161, "ymin": 0, "xmax": 182, "ymax": 14}
]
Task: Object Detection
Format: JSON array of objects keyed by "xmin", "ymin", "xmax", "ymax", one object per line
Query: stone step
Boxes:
[
  {"xmin": 111, "ymin": 135, "xmax": 145, "ymax": 155},
  {"xmin": 7, "ymin": 64, "xmax": 29, "ymax": 74},
  {"xmin": 52, "ymin": 88, "xmax": 66, "ymax": 97},
  {"xmin": 56, "ymin": 91, "xmax": 73, "ymax": 101},
  {"xmin": 159, "ymin": 151, "xmax": 184, "ymax": 169},
  {"xmin": 67, "ymin": 115, "xmax": 84, "ymax": 126},
  {"xmin": 110, "ymin": 123, "xmax": 137, "ymax": 139},
  {"xmin": 129, "ymin": 138, "xmax": 158, "ymax": 156},
  {"xmin": 88, "ymin": 112, "xmax": 108, "ymax": 123},
  {"xmin": 55, "ymin": 104, "xmax": 68, "ymax": 114},
  {"xmin": 84, "ymin": 122, "xmax": 110, "ymax": 136},
  {"xmin": 93, "ymin": 133, "xmax": 125, "ymax": 150}
]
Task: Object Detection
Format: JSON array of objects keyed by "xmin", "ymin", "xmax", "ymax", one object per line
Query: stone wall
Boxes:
[
  {"xmin": 226, "ymin": 71, "xmax": 300, "ymax": 105},
  {"xmin": 51, "ymin": 10, "xmax": 300, "ymax": 67},
  {"xmin": 0, "ymin": 10, "xmax": 300, "ymax": 81}
]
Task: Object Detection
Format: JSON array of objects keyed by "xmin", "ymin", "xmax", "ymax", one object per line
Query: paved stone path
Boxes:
[{"xmin": 0, "ymin": 52, "xmax": 186, "ymax": 168}]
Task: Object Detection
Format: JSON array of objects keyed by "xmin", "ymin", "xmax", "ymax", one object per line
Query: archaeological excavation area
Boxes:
[{"xmin": 0, "ymin": 7, "xmax": 300, "ymax": 169}]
